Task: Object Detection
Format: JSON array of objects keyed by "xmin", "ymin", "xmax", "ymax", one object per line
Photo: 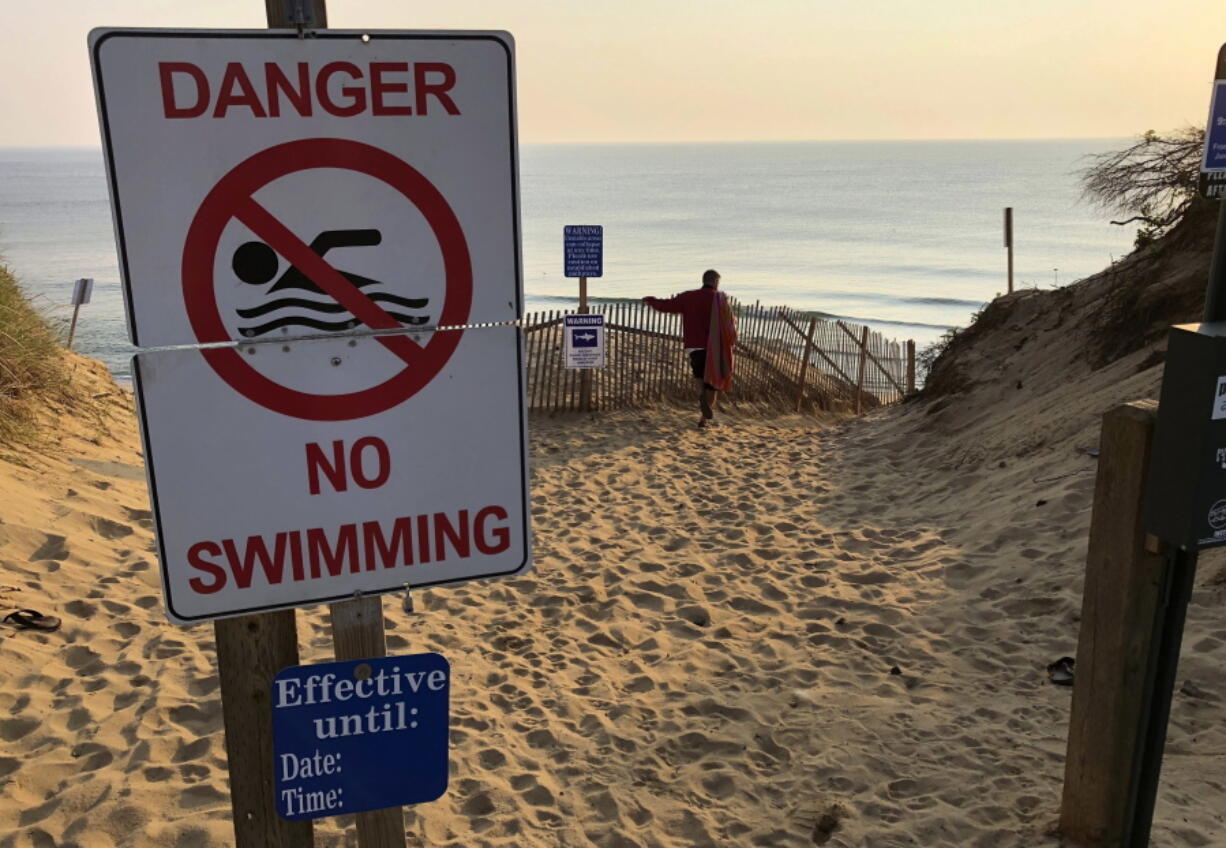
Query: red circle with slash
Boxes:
[{"xmin": 182, "ymin": 138, "xmax": 472, "ymax": 421}]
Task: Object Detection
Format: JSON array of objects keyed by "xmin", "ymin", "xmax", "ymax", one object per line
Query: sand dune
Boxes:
[{"xmin": 2, "ymin": 299, "xmax": 1226, "ymax": 848}]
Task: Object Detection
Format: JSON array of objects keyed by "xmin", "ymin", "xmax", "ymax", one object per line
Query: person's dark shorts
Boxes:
[{"xmin": 689, "ymin": 349, "xmax": 716, "ymax": 391}]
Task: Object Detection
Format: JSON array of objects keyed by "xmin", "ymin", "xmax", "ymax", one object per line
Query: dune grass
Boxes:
[{"xmin": 0, "ymin": 262, "xmax": 74, "ymax": 442}]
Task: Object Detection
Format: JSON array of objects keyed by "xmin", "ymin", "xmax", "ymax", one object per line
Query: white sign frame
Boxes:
[
  {"xmin": 563, "ymin": 314, "xmax": 606, "ymax": 369},
  {"xmin": 90, "ymin": 29, "xmax": 531, "ymax": 623}
]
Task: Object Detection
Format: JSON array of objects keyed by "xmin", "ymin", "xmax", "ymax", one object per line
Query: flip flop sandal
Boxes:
[
  {"xmin": 2, "ymin": 609, "xmax": 61, "ymax": 632},
  {"xmin": 1047, "ymin": 656, "xmax": 1075, "ymax": 686}
]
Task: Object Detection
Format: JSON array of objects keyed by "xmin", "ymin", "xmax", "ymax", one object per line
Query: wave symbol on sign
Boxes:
[{"xmin": 232, "ymin": 229, "xmax": 430, "ymax": 337}]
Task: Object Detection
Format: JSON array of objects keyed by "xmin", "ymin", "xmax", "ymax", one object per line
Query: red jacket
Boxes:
[{"xmin": 645, "ymin": 287, "xmax": 733, "ymax": 348}]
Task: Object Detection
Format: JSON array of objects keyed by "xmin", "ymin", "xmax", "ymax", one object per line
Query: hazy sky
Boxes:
[{"xmin": 2, "ymin": 0, "xmax": 1222, "ymax": 145}]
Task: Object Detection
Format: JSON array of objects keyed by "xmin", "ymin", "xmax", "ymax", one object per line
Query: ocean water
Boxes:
[{"xmin": 0, "ymin": 140, "xmax": 1136, "ymax": 380}]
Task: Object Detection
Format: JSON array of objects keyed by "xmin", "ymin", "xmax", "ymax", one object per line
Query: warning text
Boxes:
[
  {"xmin": 159, "ymin": 61, "xmax": 461, "ymax": 119},
  {"xmin": 185, "ymin": 505, "xmax": 511, "ymax": 594}
]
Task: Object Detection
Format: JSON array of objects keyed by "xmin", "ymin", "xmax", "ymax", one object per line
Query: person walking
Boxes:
[{"xmin": 643, "ymin": 269, "xmax": 736, "ymax": 428}]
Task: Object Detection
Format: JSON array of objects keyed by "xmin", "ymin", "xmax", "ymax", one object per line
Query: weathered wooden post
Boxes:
[
  {"xmin": 578, "ymin": 276, "xmax": 592, "ymax": 412},
  {"xmin": 330, "ymin": 596, "xmax": 406, "ymax": 846},
  {"xmin": 214, "ymin": 4, "xmax": 331, "ymax": 847},
  {"xmin": 1004, "ymin": 207, "xmax": 1014, "ymax": 295},
  {"xmin": 563, "ymin": 226, "xmax": 602, "ymax": 412},
  {"xmin": 854, "ymin": 325, "xmax": 869, "ymax": 415},
  {"xmin": 905, "ymin": 340, "xmax": 916, "ymax": 396},
  {"xmin": 795, "ymin": 316, "xmax": 817, "ymax": 411},
  {"xmin": 1059, "ymin": 401, "xmax": 1165, "ymax": 846},
  {"xmin": 216, "ymin": 612, "xmax": 313, "ymax": 847}
]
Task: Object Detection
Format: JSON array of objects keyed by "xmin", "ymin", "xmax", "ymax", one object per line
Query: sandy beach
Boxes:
[
  {"xmin": 3, "ymin": 243, "xmax": 1226, "ymax": 848},
  {"xmin": 2, "ymin": 1, "xmax": 1223, "ymax": 844}
]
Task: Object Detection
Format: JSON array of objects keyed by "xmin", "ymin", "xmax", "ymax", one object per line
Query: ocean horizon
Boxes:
[{"xmin": 0, "ymin": 138, "xmax": 1138, "ymax": 379}]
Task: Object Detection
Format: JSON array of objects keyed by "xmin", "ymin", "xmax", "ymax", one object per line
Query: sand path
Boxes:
[{"xmin": 1, "ymin": 360, "xmax": 1225, "ymax": 846}]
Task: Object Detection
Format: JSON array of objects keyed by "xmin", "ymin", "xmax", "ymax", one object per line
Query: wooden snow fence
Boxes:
[{"xmin": 522, "ymin": 299, "xmax": 915, "ymax": 415}]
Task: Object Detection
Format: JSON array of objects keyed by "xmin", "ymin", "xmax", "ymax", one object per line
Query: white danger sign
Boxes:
[{"xmin": 89, "ymin": 30, "xmax": 530, "ymax": 623}]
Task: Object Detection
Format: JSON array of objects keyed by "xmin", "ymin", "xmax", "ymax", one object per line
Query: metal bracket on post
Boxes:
[{"xmin": 284, "ymin": 0, "xmax": 312, "ymax": 37}]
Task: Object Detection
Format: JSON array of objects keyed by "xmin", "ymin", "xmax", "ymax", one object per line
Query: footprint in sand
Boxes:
[
  {"xmin": 28, "ymin": 534, "xmax": 69, "ymax": 561},
  {"xmin": 66, "ymin": 706, "xmax": 92, "ymax": 731},
  {"xmin": 187, "ymin": 676, "xmax": 220, "ymax": 698},
  {"xmin": 89, "ymin": 515, "xmax": 134, "ymax": 540},
  {"xmin": 178, "ymin": 784, "xmax": 227, "ymax": 809},
  {"xmin": 19, "ymin": 798, "xmax": 62, "ymax": 827},
  {"xmin": 169, "ymin": 703, "xmax": 222, "ymax": 735},
  {"xmin": 122, "ymin": 506, "xmax": 154, "ymax": 528},
  {"xmin": 172, "ymin": 737, "xmax": 211, "ymax": 763},
  {"xmin": 63, "ymin": 600, "xmax": 95, "ymax": 619},
  {"xmin": 63, "ymin": 645, "xmax": 104, "ymax": 676},
  {"xmin": 142, "ymin": 766, "xmax": 173, "ymax": 783},
  {"xmin": 73, "ymin": 742, "xmax": 115, "ymax": 772}
]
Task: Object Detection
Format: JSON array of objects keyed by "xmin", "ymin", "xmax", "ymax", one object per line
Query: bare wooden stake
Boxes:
[
  {"xmin": 854, "ymin": 325, "xmax": 869, "ymax": 415},
  {"xmin": 796, "ymin": 316, "xmax": 818, "ymax": 411},
  {"xmin": 1005, "ymin": 206, "xmax": 1015, "ymax": 295},
  {"xmin": 1060, "ymin": 400, "xmax": 1165, "ymax": 846},
  {"xmin": 906, "ymin": 340, "xmax": 916, "ymax": 395}
]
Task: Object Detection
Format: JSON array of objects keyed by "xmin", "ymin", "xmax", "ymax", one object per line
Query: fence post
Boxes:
[
  {"xmin": 795, "ymin": 316, "xmax": 817, "ymax": 411},
  {"xmin": 854, "ymin": 325, "xmax": 869, "ymax": 414},
  {"xmin": 1005, "ymin": 206, "xmax": 1014, "ymax": 295},
  {"xmin": 1059, "ymin": 400, "xmax": 1166, "ymax": 846},
  {"xmin": 578, "ymin": 290, "xmax": 592, "ymax": 413},
  {"xmin": 906, "ymin": 340, "xmax": 916, "ymax": 395}
]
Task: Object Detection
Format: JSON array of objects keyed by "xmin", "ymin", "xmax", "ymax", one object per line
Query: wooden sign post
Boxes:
[
  {"xmin": 1059, "ymin": 401, "xmax": 1165, "ymax": 846},
  {"xmin": 564, "ymin": 226, "xmax": 602, "ymax": 413},
  {"xmin": 578, "ymin": 276, "xmax": 592, "ymax": 411},
  {"xmin": 329, "ymin": 596, "xmax": 406, "ymax": 846},
  {"xmin": 216, "ymin": 4, "xmax": 394, "ymax": 848},
  {"xmin": 1003, "ymin": 207, "xmax": 1014, "ymax": 295}
]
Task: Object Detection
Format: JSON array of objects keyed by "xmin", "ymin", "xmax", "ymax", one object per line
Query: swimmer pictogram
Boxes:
[
  {"xmin": 181, "ymin": 138, "xmax": 473, "ymax": 421},
  {"xmin": 231, "ymin": 229, "xmax": 431, "ymax": 337}
]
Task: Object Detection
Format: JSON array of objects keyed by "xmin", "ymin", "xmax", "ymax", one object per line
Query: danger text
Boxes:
[{"xmin": 159, "ymin": 61, "xmax": 461, "ymax": 119}]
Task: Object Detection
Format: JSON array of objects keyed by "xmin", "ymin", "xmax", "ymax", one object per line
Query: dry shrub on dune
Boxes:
[{"xmin": 0, "ymin": 262, "xmax": 76, "ymax": 442}]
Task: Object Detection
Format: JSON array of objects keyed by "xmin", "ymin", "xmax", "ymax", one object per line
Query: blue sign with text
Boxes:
[
  {"xmin": 564, "ymin": 224, "xmax": 603, "ymax": 278},
  {"xmin": 272, "ymin": 653, "xmax": 449, "ymax": 820},
  {"xmin": 1204, "ymin": 80, "xmax": 1226, "ymax": 172}
]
